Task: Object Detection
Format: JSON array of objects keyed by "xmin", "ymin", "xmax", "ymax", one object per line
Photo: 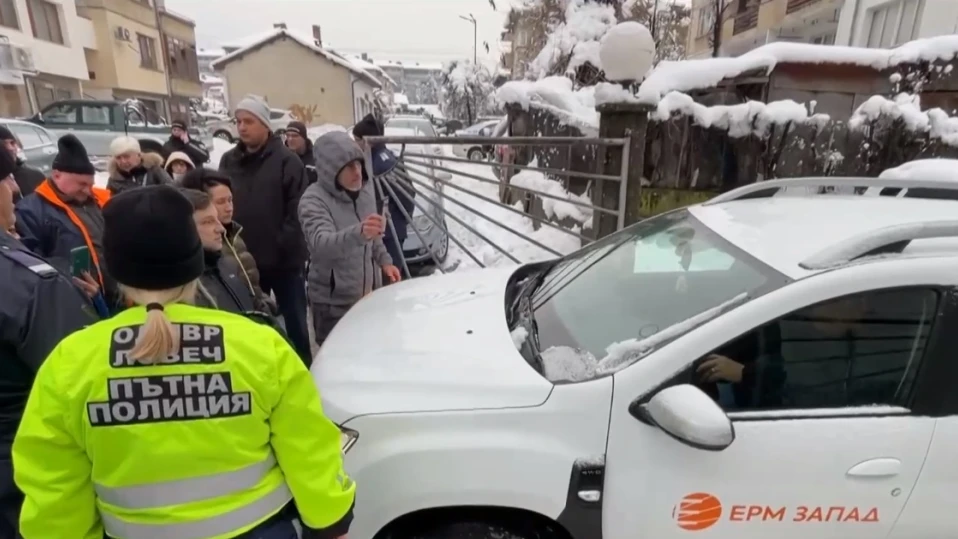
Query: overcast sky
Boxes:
[{"xmin": 165, "ymin": 0, "xmax": 513, "ymax": 66}]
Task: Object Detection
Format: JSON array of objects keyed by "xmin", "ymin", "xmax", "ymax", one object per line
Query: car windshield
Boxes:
[
  {"xmin": 526, "ymin": 209, "xmax": 786, "ymax": 382},
  {"xmin": 386, "ymin": 119, "xmax": 437, "ymax": 137}
]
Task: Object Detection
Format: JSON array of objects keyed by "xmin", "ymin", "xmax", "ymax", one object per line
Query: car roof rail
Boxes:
[
  {"xmin": 799, "ymin": 220, "xmax": 958, "ymax": 270},
  {"xmin": 705, "ymin": 177, "xmax": 958, "ymax": 205}
]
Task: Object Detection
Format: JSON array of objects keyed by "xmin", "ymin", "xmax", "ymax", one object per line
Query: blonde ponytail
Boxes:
[{"xmin": 119, "ymin": 281, "xmax": 199, "ymax": 365}]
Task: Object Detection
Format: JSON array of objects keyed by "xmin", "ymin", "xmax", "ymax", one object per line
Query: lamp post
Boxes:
[
  {"xmin": 459, "ymin": 13, "xmax": 477, "ymax": 64},
  {"xmin": 598, "ymin": 21, "xmax": 656, "ymax": 89}
]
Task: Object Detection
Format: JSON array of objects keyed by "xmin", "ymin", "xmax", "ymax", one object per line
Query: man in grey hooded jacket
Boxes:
[{"xmin": 299, "ymin": 131, "xmax": 402, "ymax": 347}]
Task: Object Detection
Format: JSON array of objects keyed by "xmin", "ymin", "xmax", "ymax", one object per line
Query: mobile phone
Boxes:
[{"xmin": 70, "ymin": 246, "xmax": 92, "ymax": 277}]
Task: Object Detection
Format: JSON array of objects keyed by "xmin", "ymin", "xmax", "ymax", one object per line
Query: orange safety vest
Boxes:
[{"xmin": 34, "ymin": 180, "xmax": 111, "ymax": 288}]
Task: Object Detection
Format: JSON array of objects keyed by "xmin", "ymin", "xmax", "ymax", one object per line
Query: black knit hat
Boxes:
[
  {"xmin": 171, "ymin": 118, "xmax": 187, "ymax": 130},
  {"xmin": 0, "ymin": 141, "xmax": 14, "ymax": 179},
  {"xmin": 352, "ymin": 114, "xmax": 382, "ymax": 139},
  {"xmin": 103, "ymin": 185, "xmax": 204, "ymax": 291},
  {"xmin": 286, "ymin": 121, "xmax": 307, "ymax": 138},
  {"xmin": 0, "ymin": 125, "xmax": 14, "ymax": 142},
  {"xmin": 52, "ymin": 134, "xmax": 96, "ymax": 175}
]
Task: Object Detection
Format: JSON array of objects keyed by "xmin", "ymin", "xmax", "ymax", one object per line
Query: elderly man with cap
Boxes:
[
  {"xmin": 16, "ymin": 134, "xmax": 116, "ymax": 316},
  {"xmin": 161, "ymin": 117, "xmax": 210, "ymax": 166},
  {"xmin": 219, "ymin": 94, "xmax": 312, "ymax": 363},
  {"xmin": 285, "ymin": 121, "xmax": 317, "ymax": 185},
  {"xmin": 0, "ymin": 126, "xmax": 44, "ymax": 201}
]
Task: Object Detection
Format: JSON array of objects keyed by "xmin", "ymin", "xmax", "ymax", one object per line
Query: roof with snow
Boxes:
[
  {"xmin": 198, "ymin": 47, "xmax": 226, "ymax": 58},
  {"xmin": 637, "ymin": 35, "xmax": 958, "ymax": 104},
  {"xmin": 374, "ymin": 60, "xmax": 444, "ymax": 72},
  {"xmin": 211, "ymin": 28, "xmax": 380, "ymax": 87},
  {"xmin": 343, "ymin": 54, "xmax": 397, "ymax": 87}
]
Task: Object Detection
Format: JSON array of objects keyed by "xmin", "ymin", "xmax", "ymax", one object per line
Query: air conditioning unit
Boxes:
[
  {"xmin": 11, "ymin": 45, "xmax": 34, "ymax": 71},
  {"xmin": 114, "ymin": 26, "xmax": 131, "ymax": 42},
  {"xmin": 0, "ymin": 42, "xmax": 33, "ymax": 72}
]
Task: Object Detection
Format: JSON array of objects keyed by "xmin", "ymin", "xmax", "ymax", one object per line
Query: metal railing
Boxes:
[{"xmin": 361, "ymin": 134, "xmax": 630, "ymax": 277}]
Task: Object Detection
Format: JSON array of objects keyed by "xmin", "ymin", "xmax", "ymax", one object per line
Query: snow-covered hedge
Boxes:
[{"xmin": 497, "ymin": 76, "xmax": 600, "ymax": 135}]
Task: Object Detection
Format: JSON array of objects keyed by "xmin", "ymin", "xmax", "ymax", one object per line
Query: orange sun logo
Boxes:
[{"xmin": 674, "ymin": 492, "xmax": 723, "ymax": 531}]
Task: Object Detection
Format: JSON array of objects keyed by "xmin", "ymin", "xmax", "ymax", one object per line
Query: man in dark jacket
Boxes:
[
  {"xmin": 0, "ymin": 179, "xmax": 98, "ymax": 536},
  {"xmin": 178, "ymin": 187, "xmax": 258, "ymax": 314},
  {"xmin": 16, "ymin": 134, "xmax": 116, "ymax": 316},
  {"xmin": 162, "ymin": 118, "xmax": 210, "ymax": 166},
  {"xmin": 352, "ymin": 114, "xmax": 416, "ymax": 279},
  {"xmin": 219, "ymin": 94, "xmax": 311, "ymax": 362},
  {"xmin": 285, "ymin": 121, "xmax": 317, "ymax": 185},
  {"xmin": 0, "ymin": 126, "xmax": 44, "ymax": 201}
]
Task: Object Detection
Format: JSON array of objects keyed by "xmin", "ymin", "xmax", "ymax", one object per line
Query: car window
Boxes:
[
  {"xmin": 32, "ymin": 125, "xmax": 52, "ymax": 145},
  {"xmin": 81, "ymin": 105, "xmax": 112, "ymax": 126},
  {"xmin": 386, "ymin": 119, "xmax": 437, "ymax": 137},
  {"xmin": 269, "ymin": 110, "xmax": 286, "ymax": 120},
  {"xmin": 698, "ymin": 287, "xmax": 939, "ymax": 412},
  {"xmin": 8, "ymin": 123, "xmax": 44, "ymax": 149},
  {"xmin": 43, "ymin": 103, "xmax": 78, "ymax": 123},
  {"xmin": 530, "ymin": 210, "xmax": 786, "ymax": 380},
  {"xmin": 479, "ymin": 126, "xmax": 492, "ymax": 136}
]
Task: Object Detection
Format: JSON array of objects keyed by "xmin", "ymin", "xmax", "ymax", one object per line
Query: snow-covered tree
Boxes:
[
  {"xmin": 413, "ymin": 72, "xmax": 443, "ymax": 104},
  {"xmin": 440, "ymin": 60, "xmax": 496, "ymax": 125},
  {"xmin": 620, "ymin": 0, "xmax": 690, "ymax": 62}
]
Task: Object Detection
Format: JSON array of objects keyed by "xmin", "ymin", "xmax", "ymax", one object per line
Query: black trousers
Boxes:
[{"xmin": 260, "ymin": 269, "xmax": 311, "ymax": 366}]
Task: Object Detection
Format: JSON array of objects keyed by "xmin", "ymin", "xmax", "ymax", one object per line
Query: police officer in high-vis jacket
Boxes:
[
  {"xmin": 13, "ymin": 185, "xmax": 354, "ymax": 539},
  {"xmin": 0, "ymin": 177, "xmax": 98, "ymax": 537}
]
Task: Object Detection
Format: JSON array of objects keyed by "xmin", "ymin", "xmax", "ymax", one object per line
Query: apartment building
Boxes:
[
  {"xmin": 836, "ymin": 0, "xmax": 958, "ymax": 48},
  {"xmin": 0, "ymin": 0, "xmax": 97, "ymax": 117},
  {"xmin": 688, "ymin": 0, "xmax": 845, "ymax": 58},
  {"xmin": 499, "ymin": 7, "xmax": 539, "ymax": 79},
  {"xmin": 77, "ymin": 0, "xmax": 199, "ymax": 121}
]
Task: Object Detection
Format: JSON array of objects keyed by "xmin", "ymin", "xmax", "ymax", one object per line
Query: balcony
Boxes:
[
  {"xmin": 787, "ymin": 0, "xmax": 822, "ymax": 15},
  {"xmin": 733, "ymin": 7, "xmax": 759, "ymax": 35}
]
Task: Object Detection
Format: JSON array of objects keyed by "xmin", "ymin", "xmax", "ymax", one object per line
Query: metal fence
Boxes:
[{"xmin": 361, "ymin": 135, "xmax": 631, "ymax": 277}]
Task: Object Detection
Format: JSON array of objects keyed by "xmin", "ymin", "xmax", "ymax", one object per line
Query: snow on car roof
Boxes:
[
  {"xmin": 880, "ymin": 159, "xmax": 958, "ymax": 183},
  {"xmin": 691, "ymin": 196, "xmax": 958, "ymax": 279},
  {"xmin": 637, "ymin": 35, "xmax": 958, "ymax": 104}
]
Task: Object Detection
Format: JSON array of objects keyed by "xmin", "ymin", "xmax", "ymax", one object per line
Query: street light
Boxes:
[
  {"xmin": 599, "ymin": 21, "xmax": 656, "ymax": 87},
  {"xmin": 459, "ymin": 13, "xmax": 477, "ymax": 64}
]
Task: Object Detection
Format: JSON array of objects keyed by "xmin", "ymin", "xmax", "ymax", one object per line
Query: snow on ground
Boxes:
[
  {"xmin": 637, "ymin": 35, "xmax": 958, "ymax": 104},
  {"xmin": 205, "ymin": 138, "xmax": 579, "ymax": 272},
  {"xmin": 880, "ymin": 159, "xmax": 958, "ymax": 182}
]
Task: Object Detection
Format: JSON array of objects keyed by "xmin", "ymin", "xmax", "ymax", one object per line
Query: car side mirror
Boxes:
[{"xmin": 638, "ymin": 384, "xmax": 734, "ymax": 451}]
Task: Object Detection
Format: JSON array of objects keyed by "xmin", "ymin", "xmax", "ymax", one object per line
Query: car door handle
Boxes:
[{"xmin": 847, "ymin": 458, "xmax": 901, "ymax": 478}]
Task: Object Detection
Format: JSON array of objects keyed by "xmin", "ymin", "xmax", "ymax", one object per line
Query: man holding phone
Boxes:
[{"xmin": 299, "ymin": 131, "xmax": 401, "ymax": 350}]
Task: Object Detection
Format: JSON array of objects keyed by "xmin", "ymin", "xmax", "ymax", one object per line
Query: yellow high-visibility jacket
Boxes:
[{"xmin": 13, "ymin": 303, "xmax": 354, "ymax": 539}]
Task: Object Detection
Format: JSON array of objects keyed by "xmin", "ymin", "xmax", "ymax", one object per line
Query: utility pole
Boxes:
[
  {"xmin": 460, "ymin": 13, "xmax": 477, "ymax": 64},
  {"xmin": 650, "ymin": 0, "xmax": 659, "ymax": 37},
  {"xmin": 152, "ymin": 0, "xmax": 175, "ymax": 120},
  {"xmin": 711, "ymin": 0, "xmax": 724, "ymax": 58}
]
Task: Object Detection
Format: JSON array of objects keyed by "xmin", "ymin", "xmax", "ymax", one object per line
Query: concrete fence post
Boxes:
[{"xmin": 592, "ymin": 102, "xmax": 653, "ymax": 240}]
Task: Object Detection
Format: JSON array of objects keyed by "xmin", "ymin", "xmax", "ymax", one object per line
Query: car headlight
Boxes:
[{"xmin": 340, "ymin": 426, "xmax": 359, "ymax": 454}]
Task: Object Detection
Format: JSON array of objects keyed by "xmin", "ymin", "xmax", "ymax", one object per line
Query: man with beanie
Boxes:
[
  {"xmin": 285, "ymin": 121, "xmax": 317, "ymax": 185},
  {"xmin": 219, "ymin": 94, "xmax": 312, "ymax": 363},
  {"xmin": 353, "ymin": 113, "xmax": 416, "ymax": 279},
  {"xmin": 300, "ymin": 131, "xmax": 401, "ymax": 348},
  {"xmin": 162, "ymin": 118, "xmax": 210, "ymax": 166},
  {"xmin": 0, "ymin": 126, "xmax": 44, "ymax": 200},
  {"xmin": 16, "ymin": 134, "xmax": 118, "ymax": 314},
  {"xmin": 0, "ymin": 177, "xmax": 98, "ymax": 538}
]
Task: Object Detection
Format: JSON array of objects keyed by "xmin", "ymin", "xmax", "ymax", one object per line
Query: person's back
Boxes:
[{"xmin": 13, "ymin": 185, "xmax": 354, "ymax": 539}]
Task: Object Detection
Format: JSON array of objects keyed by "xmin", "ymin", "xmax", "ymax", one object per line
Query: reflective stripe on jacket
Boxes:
[{"xmin": 12, "ymin": 304, "xmax": 354, "ymax": 539}]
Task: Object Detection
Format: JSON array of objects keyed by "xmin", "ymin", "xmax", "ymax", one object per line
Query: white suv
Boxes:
[{"xmin": 314, "ymin": 176, "xmax": 958, "ymax": 539}]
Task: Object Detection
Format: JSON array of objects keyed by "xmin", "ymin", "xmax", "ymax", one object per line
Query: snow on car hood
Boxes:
[{"xmin": 312, "ymin": 267, "xmax": 553, "ymax": 422}]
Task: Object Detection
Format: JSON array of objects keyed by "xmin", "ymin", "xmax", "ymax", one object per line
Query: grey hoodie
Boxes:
[{"xmin": 299, "ymin": 131, "xmax": 392, "ymax": 306}]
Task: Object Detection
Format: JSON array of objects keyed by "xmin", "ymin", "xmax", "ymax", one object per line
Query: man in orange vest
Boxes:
[{"xmin": 15, "ymin": 134, "xmax": 115, "ymax": 313}]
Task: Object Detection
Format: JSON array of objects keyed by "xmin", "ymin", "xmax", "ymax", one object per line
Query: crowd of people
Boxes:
[{"xmin": 0, "ymin": 93, "xmax": 415, "ymax": 538}]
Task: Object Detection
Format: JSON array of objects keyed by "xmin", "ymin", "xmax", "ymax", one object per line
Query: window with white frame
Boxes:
[
  {"xmin": 697, "ymin": 6, "xmax": 716, "ymax": 38},
  {"xmin": 864, "ymin": 0, "xmax": 923, "ymax": 48}
]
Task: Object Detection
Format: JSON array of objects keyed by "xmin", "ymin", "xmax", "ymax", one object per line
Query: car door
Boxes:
[{"xmin": 602, "ymin": 259, "xmax": 954, "ymax": 539}]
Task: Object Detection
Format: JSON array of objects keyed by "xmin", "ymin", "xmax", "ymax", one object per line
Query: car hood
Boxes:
[{"xmin": 312, "ymin": 266, "xmax": 553, "ymax": 422}]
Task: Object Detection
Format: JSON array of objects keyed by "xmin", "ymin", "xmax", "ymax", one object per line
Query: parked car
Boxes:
[
  {"xmin": 315, "ymin": 175, "xmax": 958, "ymax": 539},
  {"xmin": 1, "ymin": 118, "xmax": 58, "ymax": 175},
  {"xmin": 208, "ymin": 108, "xmax": 295, "ymax": 143},
  {"xmin": 452, "ymin": 119, "xmax": 502, "ymax": 160},
  {"xmin": 381, "ymin": 123, "xmax": 451, "ymax": 270},
  {"xmin": 26, "ymin": 99, "xmax": 213, "ymax": 163}
]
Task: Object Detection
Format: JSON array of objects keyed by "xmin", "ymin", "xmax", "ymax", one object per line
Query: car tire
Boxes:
[
  {"xmin": 467, "ymin": 148, "xmax": 485, "ymax": 161},
  {"xmin": 214, "ymin": 130, "xmax": 233, "ymax": 143},
  {"xmin": 435, "ymin": 224, "xmax": 450, "ymax": 263},
  {"xmin": 399, "ymin": 521, "xmax": 544, "ymax": 539}
]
